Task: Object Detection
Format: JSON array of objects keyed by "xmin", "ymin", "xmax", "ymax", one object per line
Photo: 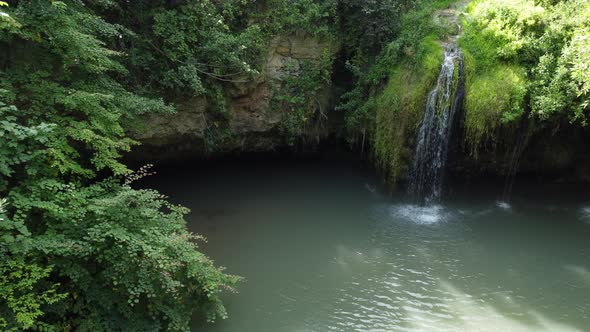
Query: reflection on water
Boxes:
[{"xmin": 143, "ymin": 159, "xmax": 590, "ymax": 332}]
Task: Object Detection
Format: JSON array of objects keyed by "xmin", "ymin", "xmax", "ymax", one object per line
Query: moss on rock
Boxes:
[{"xmin": 373, "ymin": 36, "xmax": 444, "ymax": 186}]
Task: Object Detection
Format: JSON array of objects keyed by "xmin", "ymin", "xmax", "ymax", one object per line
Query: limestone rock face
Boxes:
[
  {"xmin": 267, "ymin": 35, "xmax": 333, "ymax": 80},
  {"xmin": 130, "ymin": 34, "xmax": 339, "ymax": 160},
  {"xmin": 228, "ymin": 83, "xmax": 279, "ymax": 135},
  {"xmin": 132, "ymin": 97, "xmax": 207, "ymax": 147}
]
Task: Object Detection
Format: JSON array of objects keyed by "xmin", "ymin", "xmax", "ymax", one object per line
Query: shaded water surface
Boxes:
[{"xmin": 145, "ymin": 159, "xmax": 590, "ymax": 332}]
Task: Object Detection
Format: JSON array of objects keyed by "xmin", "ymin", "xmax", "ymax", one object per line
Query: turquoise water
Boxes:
[{"xmin": 147, "ymin": 159, "xmax": 590, "ymax": 332}]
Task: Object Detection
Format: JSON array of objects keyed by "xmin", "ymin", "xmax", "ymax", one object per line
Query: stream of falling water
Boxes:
[{"xmin": 408, "ymin": 42, "xmax": 465, "ymax": 203}]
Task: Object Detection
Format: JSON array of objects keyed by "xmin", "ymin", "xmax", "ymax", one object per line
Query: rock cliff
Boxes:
[{"xmin": 130, "ymin": 34, "xmax": 340, "ymax": 160}]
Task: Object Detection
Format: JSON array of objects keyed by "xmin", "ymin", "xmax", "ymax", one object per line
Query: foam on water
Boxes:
[
  {"xmin": 391, "ymin": 204, "xmax": 452, "ymax": 225},
  {"xmin": 496, "ymin": 201, "xmax": 512, "ymax": 210}
]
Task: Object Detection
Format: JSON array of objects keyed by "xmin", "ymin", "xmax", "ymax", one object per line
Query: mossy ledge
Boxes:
[{"xmin": 366, "ymin": 0, "xmax": 464, "ymax": 188}]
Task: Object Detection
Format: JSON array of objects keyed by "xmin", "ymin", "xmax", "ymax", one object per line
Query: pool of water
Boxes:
[{"xmin": 144, "ymin": 158, "xmax": 590, "ymax": 332}]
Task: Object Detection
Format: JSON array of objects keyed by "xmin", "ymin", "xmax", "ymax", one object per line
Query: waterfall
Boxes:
[{"xmin": 408, "ymin": 43, "xmax": 465, "ymax": 203}]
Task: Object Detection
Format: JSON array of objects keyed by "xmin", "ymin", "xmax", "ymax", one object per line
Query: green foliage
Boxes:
[
  {"xmin": 0, "ymin": 257, "xmax": 66, "ymax": 331},
  {"xmin": 256, "ymin": 0, "xmax": 337, "ymax": 38},
  {"xmin": 0, "ymin": 198, "xmax": 67, "ymax": 331},
  {"xmin": 0, "ymin": 3, "xmax": 20, "ymax": 32},
  {"xmin": 459, "ymin": 13, "xmax": 528, "ymax": 155},
  {"xmin": 338, "ymin": 0, "xmax": 415, "ymax": 54},
  {"xmin": 147, "ymin": 1, "xmax": 264, "ymax": 94},
  {"xmin": 373, "ymin": 36, "xmax": 444, "ymax": 185},
  {"xmin": 460, "ymin": 0, "xmax": 590, "ymax": 154},
  {"xmin": 0, "ymin": 0, "xmax": 176, "ymax": 179},
  {"xmin": 0, "ymin": 93, "xmax": 54, "ymax": 191},
  {"xmin": 7, "ymin": 179, "xmax": 239, "ymax": 331},
  {"xmin": 115, "ymin": 0, "xmax": 337, "ymax": 99},
  {"xmin": 0, "ymin": 0, "xmax": 237, "ymax": 329},
  {"xmin": 339, "ymin": 0, "xmax": 455, "ymax": 136},
  {"xmin": 462, "ymin": 60, "xmax": 526, "ymax": 156},
  {"xmin": 272, "ymin": 49, "xmax": 334, "ymax": 143}
]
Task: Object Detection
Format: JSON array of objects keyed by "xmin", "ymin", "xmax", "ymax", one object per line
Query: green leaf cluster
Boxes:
[
  {"xmin": 460, "ymin": 0, "xmax": 590, "ymax": 154},
  {"xmin": 0, "ymin": 1, "xmax": 236, "ymax": 330}
]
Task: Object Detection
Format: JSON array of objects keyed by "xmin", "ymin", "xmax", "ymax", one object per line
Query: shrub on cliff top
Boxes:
[{"xmin": 460, "ymin": 0, "xmax": 590, "ymax": 154}]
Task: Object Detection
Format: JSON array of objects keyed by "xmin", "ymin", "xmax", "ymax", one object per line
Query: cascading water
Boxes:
[{"xmin": 408, "ymin": 42, "xmax": 465, "ymax": 203}]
